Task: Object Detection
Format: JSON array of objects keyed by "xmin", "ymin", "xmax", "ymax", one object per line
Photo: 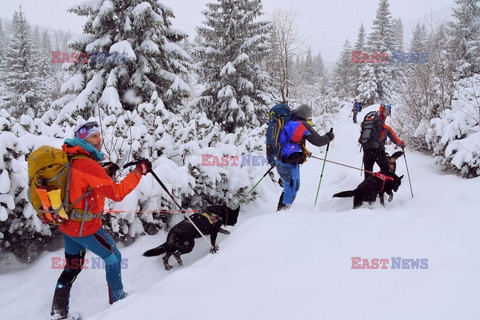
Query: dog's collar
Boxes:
[{"xmin": 372, "ymin": 172, "xmax": 394, "ymax": 192}]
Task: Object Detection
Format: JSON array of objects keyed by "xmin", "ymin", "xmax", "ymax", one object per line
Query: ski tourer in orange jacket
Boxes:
[
  {"xmin": 59, "ymin": 141, "xmax": 142, "ymax": 238},
  {"xmin": 379, "ymin": 122, "xmax": 404, "ymax": 149}
]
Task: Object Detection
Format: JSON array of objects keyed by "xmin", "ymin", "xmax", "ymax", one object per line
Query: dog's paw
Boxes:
[
  {"xmin": 173, "ymin": 253, "xmax": 183, "ymax": 266},
  {"xmin": 388, "ymin": 194, "xmax": 394, "ymax": 202},
  {"xmin": 210, "ymin": 245, "xmax": 219, "ymax": 254}
]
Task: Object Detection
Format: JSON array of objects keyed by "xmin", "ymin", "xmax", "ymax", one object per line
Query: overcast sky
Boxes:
[{"xmin": 1, "ymin": 0, "xmax": 454, "ymax": 63}]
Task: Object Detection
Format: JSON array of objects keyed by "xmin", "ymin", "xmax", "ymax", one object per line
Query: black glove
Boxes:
[
  {"xmin": 268, "ymin": 159, "xmax": 276, "ymax": 168},
  {"xmin": 210, "ymin": 245, "xmax": 219, "ymax": 254},
  {"xmin": 102, "ymin": 162, "xmax": 119, "ymax": 178},
  {"xmin": 135, "ymin": 158, "xmax": 152, "ymax": 175},
  {"xmin": 326, "ymin": 128, "xmax": 334, "ymax": 141}
]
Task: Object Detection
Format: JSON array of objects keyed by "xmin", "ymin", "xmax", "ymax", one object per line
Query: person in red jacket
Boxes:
[
  {"xmin": 362, "ymin": 105, "xmax": 405, "ymax": 177},
  {"xmin": 51, "ymin": 121, "xmax": 151, "ymax": 320}
]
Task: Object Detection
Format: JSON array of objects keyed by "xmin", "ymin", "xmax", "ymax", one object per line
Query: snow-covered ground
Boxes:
[{"xmin": 1, "ymin": 105, "xmax": 479, "ymax": 320}]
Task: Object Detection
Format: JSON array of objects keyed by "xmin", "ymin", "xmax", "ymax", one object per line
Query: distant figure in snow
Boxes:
[{"xmin": 352, "ymin": 99, "xmax": 363, "ymax": 124}]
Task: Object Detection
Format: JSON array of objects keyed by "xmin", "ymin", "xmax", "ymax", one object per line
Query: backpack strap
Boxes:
[
  {"xmin": 273, "ymin": 117, "xmax": 285, "ymax": 156},
  {"xmin": 64, "ymin": 155, "xmax": 97, "ymax": 236}
]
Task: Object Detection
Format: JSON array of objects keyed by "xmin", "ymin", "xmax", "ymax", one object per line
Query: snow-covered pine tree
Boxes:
[
  {"xmin": 0, "ymin": 19, "xmax": 5, "ymax": 67},
  {"xmin": 357, "ymin": 64, "xmax": 378, "ymax": 104},
  {"xmin": 4, "ymin": 7, "xmax": 39, "ymax": 118},
  {"xmin": 391, "ymin": 18, "xmax": 404, "ymax": 52},
  {"xmin": 303, "ymin": 47, "xmax": 315, "ymax": 86},
  {"xmin": 424, "ymin": 0, "xmax": 480, "ymax": 177},
  {"xmin": 0, "ymin": 109, "xmax": 61, "ymax": 262},
  {"xmin": 358, "ymin": 0, "xmax": 396, "ymax": 103},
  {"xmin": 265, "ymin": 23, "xmax": 282, "ymax": 98},
  {"xmin": 353, "ymin": 23, "xmax": 366, "ymax": 97},
  {"xmin": 447, "ymin": 0, "xmax": 480, "ymax": 79},
  {"xmin": 332, "ymin": 39, "xmax": 354, "ymax": 100},
  {"xmin": 51, "ymin": 0, "xmax": 191, "ymax": 127},
  {"xmin": 193, "ymin": 0, "xmax": 272, "ymax": 133},
  {"xmin": 313, "ymin": 51, "xmax": 326, "ymax": 86}
]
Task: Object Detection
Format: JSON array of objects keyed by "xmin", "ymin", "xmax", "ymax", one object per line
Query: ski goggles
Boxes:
[{"xmin": 75, "ymin": 121, "xmax": 100, "ymax": 139}]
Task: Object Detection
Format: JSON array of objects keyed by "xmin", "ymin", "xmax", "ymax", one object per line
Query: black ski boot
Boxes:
[
  {"xmin": 51, "ymin": 284, "xmax": 71, "ymax": 320},
  {"xmin": 277, "ymin": 193, "xmax": 290, "ymax": 211}
]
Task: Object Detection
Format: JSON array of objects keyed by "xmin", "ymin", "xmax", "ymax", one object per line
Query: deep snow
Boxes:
[{"xmin": 1, "ymin": 105, "xmax": 479, "ymax": 320}]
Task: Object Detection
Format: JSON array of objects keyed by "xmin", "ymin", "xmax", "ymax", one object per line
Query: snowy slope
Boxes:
[{"xmin": 1, "ymin": 105, "xmax": 480, "ymax": 320}]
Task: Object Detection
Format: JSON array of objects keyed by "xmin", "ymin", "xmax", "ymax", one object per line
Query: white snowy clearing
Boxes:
[{"xmin": 1, "ymin": 105, "xmax": 479, "ymax": 320}]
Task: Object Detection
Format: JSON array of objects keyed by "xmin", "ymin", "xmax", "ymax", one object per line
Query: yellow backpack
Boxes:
[{"xmin": 27, "ymin": 146, "xmax": 88, "ymax": 225}]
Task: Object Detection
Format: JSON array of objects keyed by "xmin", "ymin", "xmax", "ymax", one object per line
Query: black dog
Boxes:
[
  {"xmin": 333, "ymin": 172, "xmax": 403, "ymax": 208},
  {"xmin": 143, "ymin": 205, "xmax": 240, "ymax": 270}
]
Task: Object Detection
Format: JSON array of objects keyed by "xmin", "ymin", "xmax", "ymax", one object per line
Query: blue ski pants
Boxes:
[
  {"xmin": 276, "ymin": 160, "xmax": 300, "ymax": 206},
  {"xmin": 57, "ymin": 227, "xmax": 125, "ymax": 303}
]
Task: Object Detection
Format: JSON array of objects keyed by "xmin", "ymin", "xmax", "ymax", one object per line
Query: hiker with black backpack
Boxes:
[
  {"xmin": 352, "ymin": 99, "xmax": 363, "ymax": 124},
  {"xmin": 359, "ymin": 105, "xmax": 405, "ymax": 177},
  {"xmin": 49, "ymin": 121, "xmax": 151, "ymax": 320},
  {"xmin": 267, "ymin": 104, "xmax": 334, "ymax": 211}
]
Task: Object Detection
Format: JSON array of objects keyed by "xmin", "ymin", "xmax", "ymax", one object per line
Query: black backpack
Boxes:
[{"xmin": 359, "ymin": 111, "xmax": 384, "ymax": 149}]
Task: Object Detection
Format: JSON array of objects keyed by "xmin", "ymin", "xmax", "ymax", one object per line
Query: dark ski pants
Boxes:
[{"xmin": 363, "ymin": 148, "xmax": 390, "ymax": 177}]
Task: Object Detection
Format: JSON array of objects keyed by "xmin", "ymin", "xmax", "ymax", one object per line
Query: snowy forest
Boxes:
[{"xmin": 0, "ymin": 0, "xmax": 478, "ymax": 263}]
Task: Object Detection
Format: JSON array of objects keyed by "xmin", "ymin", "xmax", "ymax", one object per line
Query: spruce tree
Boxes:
[
  {"xmin": 448, "ymin": 0, "xmax": 480, "ymax": 78},
  {"xmin": 358, "ymin": 0, "xmax": 396, "ymax": 103},
  {"xmin": 332, "ymin": 39, "xmax": 354, "ymax": 99},
  {"xmin": 193, "ymin": 0, "xmax": 272, "ymax": 133},
  {"xmin": 53, "ymin": 0, "xmax": 191, "ymax": 125},
  {"xmin": 4, "ymin": 7, "xmax": 39, "ymax": 118},
  {"xmin": 391, "ymin": 18, "xmax": 404, "ymax": 52},
  {"xmin": 353, "ymin": 23, "xmax": 366, "ymax": 97},
  {"xmin": 0, "ymin": 19, "xmax": 5, "ymax": 66},
  {"xmin": 313, "ymin": 51, "xmax": 325, "ymax": 85},
  {"xmin": 303, "ymin": 47, "xmax": 315, "ymax": 85}
]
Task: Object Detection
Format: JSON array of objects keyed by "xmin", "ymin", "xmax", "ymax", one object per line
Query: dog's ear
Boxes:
[{"xmin": 399, "ymin": 175, "xmax": 404, "ymax": 180}]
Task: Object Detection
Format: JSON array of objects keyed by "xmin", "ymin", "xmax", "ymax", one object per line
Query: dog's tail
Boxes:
[
  {"xmin": 390, "ymin": 151, "xmax": 404, "ymax": 161},
  {"xmin": 143, "ymin": 243, "xmax": 167, "ymax": 257},
  {"xmin": 333, "ymin": 190, "xmax": 356, "ymax": 198}
]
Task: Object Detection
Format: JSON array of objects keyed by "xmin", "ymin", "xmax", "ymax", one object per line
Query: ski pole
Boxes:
[
  {"xmin": 234, "ymin": 166, "xmax": 275, "ymax": 210},
  {"xmin": 314, "ymin": 128, "xmax": 332, "ymax": 206},
  {"xmin": 402, "ymin": 148, "xmax": 414, "ymax": 197}
]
